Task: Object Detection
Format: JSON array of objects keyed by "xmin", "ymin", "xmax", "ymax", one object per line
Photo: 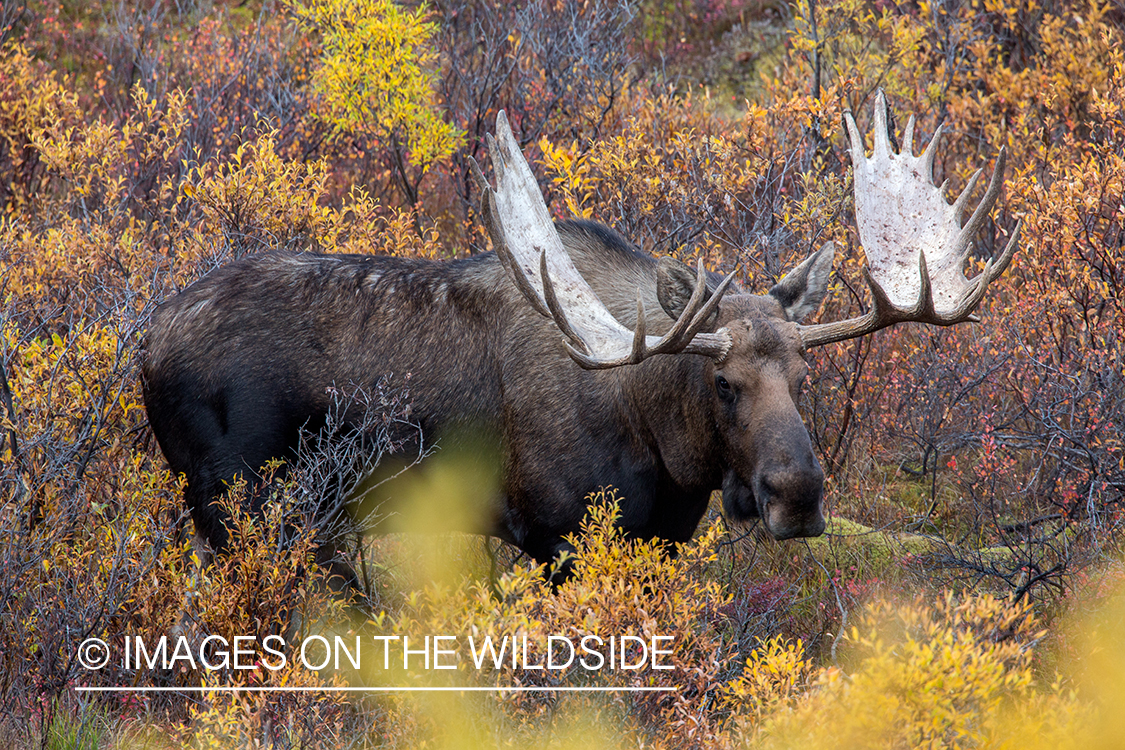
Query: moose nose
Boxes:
[{"xmin": 758, "ymin": 464, "xmax": 826, "ymax": 539}]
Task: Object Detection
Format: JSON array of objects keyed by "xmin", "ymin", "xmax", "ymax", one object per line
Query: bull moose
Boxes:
[{"xmin": 142, "ymin": 94, "xmax": 1019, "ymax": 580}]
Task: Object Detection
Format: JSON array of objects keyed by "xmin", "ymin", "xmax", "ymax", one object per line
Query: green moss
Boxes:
[{"xmin": 803, "ymin": 515, "xmax": 941, "ymax": 581}]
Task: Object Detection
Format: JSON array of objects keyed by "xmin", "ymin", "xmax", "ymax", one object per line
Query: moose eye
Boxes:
[{"xmin": 715, "ymin": 375, "xmax": 732, "ymax": 396}]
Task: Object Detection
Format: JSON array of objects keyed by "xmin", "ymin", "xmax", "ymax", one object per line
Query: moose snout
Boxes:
[{"xmin": 757, "ymin": 463, "xmax": 826, "ymax": 539}]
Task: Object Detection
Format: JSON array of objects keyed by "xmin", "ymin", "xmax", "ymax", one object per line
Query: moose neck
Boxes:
[{"xmin": 615, "ymin": 353, "xmax": 726, "ymax": 497}]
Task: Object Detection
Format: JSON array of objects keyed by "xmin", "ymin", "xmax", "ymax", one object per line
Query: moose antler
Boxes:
[
  {"xmin": 471, "ymin": 111, "xmax": 736, "ymax": 369},
  {"xmin": 798, "ymin": 92, "xmax": 1021, "ymax": 348}
]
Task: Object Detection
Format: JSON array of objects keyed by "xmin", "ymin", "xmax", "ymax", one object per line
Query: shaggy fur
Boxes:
[{"xmin": 142, "ymin": 220, "xmax": 828, "ymax": 570}]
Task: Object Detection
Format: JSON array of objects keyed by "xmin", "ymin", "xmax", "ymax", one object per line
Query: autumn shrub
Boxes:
[
  {"xmin": 425, "ymin": 0, "xmax": 637, "ymax": 248},
  {"xmin": 170, "ymin": 475, "xmax": 361, "ymax": 750},
  {"xmin": 290, "ymin": 0, "xmax": 463, "ymax": 210},
  {"xmin": 0, "ymin": 316, "xmax": 187, "ymax": 740},
  {"xmin": 355, "ymin": 490, "xmax": 736, "ymax": 748},
  {"xmin": 0, "ymin": 42, "xmax": 81, "ymax": 211},
  {"xmin": 727, "ymin": 591, "xmax": 1090, "ymax": 749},
  {"xmin": 3, "ymin": 0, "xmax": 1125, "ymax": 744},
  {"xmin": 726, "ymin": 572, "xmax": 1125, "ymax": 750},
  {"xmin": 632, "ymin": 0, "xmax": 755, "ymax": 66}
]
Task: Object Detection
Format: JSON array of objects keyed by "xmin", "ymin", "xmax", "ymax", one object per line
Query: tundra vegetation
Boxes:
[{"xmin": 0, "ymin": 0, "xmax": 1123, "ymax": 747}]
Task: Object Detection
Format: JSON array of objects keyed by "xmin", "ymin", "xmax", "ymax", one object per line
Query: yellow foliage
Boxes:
[
  {"xmin": 2, "ymin": 321, "xmax": 145, "ymax": 516},
  {"xmin": 539, "ymin": 138, "xmax": 596, "ymax": 219},
  {"xmin": 0, "ymin": 42, "xmax": 82, "ymax": 210},
  {"xmin": 372, "ymin": 490, "xmax": 734, "ymax": 747},
  {"xmin": 182, "ymin": 129, "xmax": 448, "ymax": 259},
  {"xmin": 721, "ymin": 636, "xmax": 816, "ymax": 733},
  {"xmin": 186, "ymin": 131, "xmax": 332, "ymax": 245},
  {"xmin": 33, "ymin": 86, "xmax": 187, "ymax": 215},
  {"xmin": 315, "ymin": 186, "xmax": 447, "ymax": 259},
  {"xmin": 752, "ymin": 593, "xmax": 1077, "ymax": 749},
  {"xmin": 178, "ymin": 476, "xmax": 351, "ymax": 748},
  {"xmin": 3, "ymin": 82, "xmax": 194, "ymax": 315},
  {"xmin": 291, "ymin": 0, "xmax": 462, "ymax": 168},
  {"xmin": 788, "ymin": 0, "xmax": 926, "ymax": 104}
]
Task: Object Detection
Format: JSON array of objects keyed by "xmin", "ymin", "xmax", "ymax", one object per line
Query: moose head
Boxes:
[{"xmin": 472, "ymin": 94, "xmax": 1020, "ymax": 541}]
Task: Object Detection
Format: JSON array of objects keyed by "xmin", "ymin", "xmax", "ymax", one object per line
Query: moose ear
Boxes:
[
  {"xmin": 769, "ymin": 242, "xmax": 835, "ymax": 322},
  {"xmin": 657, "ymin": 256, "xmax": 719, "ymax": 325}
]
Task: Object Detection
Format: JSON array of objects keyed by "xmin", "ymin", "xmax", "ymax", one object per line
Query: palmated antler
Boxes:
[
  {"xmin": 798, "ymin": 91, "xmax": 1021, "ymax": 348},
  {"xmin": 471, "ymin": 111, "xmax": 736, "ymax": 368}
]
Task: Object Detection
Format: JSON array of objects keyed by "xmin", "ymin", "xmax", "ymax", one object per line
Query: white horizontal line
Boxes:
[{"xmin": 74, "ymin": 686, "xmax": 678, "ymax": 693}]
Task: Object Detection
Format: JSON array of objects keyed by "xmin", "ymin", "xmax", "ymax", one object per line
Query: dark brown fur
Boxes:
[{"xmin": 142, "ymin": 221, "xmax": 828, "ymax": 572}]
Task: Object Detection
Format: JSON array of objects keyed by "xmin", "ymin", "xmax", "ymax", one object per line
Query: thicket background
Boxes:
[{"xmin": 1, "ymin": 0, "xmax": 1124, "ymax": 747}]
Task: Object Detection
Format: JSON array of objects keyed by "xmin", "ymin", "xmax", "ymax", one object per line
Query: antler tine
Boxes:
[
  {"xmin": 493, "ymin": 209, "xmax": 551, "ymax": 318},
  {"xmin": 951, "ymin": 168, "xmax": 983, "ymax": 227},
  {"xmin": 991, "ymin": 218, "xmax": 1022, "ymax": 279},
  {"xmin": 798, "ymin": 94, "xmax": 1019, "ymax": 348},
  {"xmin": 650, "ymin": 258, "xmax": 710, "ymax": 350},
  {"xmin": 911, "ymin": 249, "xmax": 936, "ymax": 319},
  {"xmin": 953, "ymin": 255, "xmax": 996, "ymax": 321},
  {"xmin": 902, "ymin": 114, "xmax": 916, "ymax": 155},
  {"xmin": 959, "ymin": 146, "xmax": 1007, "ymax": 247},
  {"xmin": 865, "ymin": 264, "xmax": 896, "ymax": 317},
  {"xmin": 632, "ymin": 294, "xmax": 649, "ymax": 363},
  {"xmin": 954, "ymin": 218, "xmax": 1023, "ymax": 318},
  {"xmin": 921, "ymin": 122, "xmax": 944, "ymax": 182},
  {"xmin": 872, "ymin": 91, "xmax": 891, "ymax": 161},
  {"xmin": 469, "ymin": 154, "xmax": 487, "ymax": 193},
  {"xmin": 486, "ymin": 128, "xmax": 504, "ymax": 183},
  {"xmin": 674, "ymin": 268, "xmax": 737, "ymax": 348},
  {"xmin": 563, "ymin": 342, "xmax": 606, "ymax": 370},
  {"xmin": 469, "ymin": 156, "xmax": 502, "ymax": 255},
  {"xmin": 844, "ymin": 110, "xmax": 865, "ymax": 168}
]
